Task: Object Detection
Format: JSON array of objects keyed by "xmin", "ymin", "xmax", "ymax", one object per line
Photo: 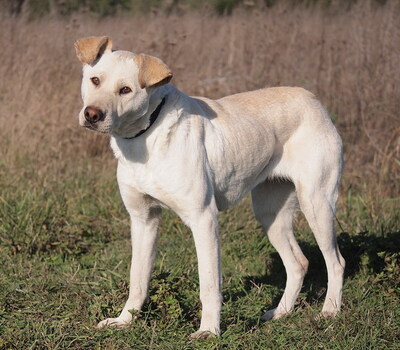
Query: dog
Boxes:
[{"xmin": 74, "ymin": 36, "xmax": 345, "ymax": 338}]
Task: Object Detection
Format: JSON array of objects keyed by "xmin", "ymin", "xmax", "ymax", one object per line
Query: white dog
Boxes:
[{"xmin": 75, "ymin": 36, "xmax": 345, "ymax": 338}]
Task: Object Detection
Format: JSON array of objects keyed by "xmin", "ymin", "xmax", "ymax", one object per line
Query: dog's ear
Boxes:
[
  {"xmin": 74, "ymin": 36, "xmax": 112, "ymax": 65},
  {"xmin": 134, "ymin": 54, "xmax": 173, "ymax": 89}
]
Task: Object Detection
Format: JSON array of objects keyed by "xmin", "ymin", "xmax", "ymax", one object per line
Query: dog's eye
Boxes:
[
  {"xmin": 91, "ymin": 77, "xmax": 100, "ymax": 86},
  {"xmin": 120, "ymin": 86, "xmax": 132, "ymax": 95}
]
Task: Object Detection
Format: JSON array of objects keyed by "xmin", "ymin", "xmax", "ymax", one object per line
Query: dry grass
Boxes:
[{"xmin": 0, "ymin": 1, "xmax": 399, "ymax": 197}]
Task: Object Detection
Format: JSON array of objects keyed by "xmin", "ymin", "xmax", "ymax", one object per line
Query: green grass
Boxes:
[{"xmin": 0, "ymin": 159, "xmax": 399, "ymax": 349}]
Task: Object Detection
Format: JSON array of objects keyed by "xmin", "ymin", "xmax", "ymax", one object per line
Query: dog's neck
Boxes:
[
  {"xmin": 112, "ymin": 85, "xmax": 187, "ymax": 144},
  {"xmin": 123, "ymin": 98, "xmax": 166, "ymax": 140}
]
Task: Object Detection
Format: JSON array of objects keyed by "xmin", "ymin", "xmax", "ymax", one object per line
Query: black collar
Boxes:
[{"xmin": 124, "ymin": 98, "xmax": 166, "ymax": 139}]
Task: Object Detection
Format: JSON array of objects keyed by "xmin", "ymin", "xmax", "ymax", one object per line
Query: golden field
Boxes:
[{"xmin": 1, "ymin": 1, "xmax": 399, "ymax": 199}]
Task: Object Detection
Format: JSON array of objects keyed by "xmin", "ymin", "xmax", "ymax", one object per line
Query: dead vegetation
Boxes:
[{"xmin": 0, "ymin": 1, "xmax": 399, "ymax": 197}]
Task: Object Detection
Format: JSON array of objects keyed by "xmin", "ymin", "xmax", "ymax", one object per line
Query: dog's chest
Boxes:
[
  {"xmin": 111, "ymin": 137, "xmax": 188, "ymax": 210},
  {"xmin": 111, "ymin": 138, "xmax": 155, "ymax": 189}
]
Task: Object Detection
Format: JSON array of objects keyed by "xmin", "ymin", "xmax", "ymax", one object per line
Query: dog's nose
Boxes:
[{"xmin": 84, "ymin": 106, "xmax": 105, "ymax": 124}]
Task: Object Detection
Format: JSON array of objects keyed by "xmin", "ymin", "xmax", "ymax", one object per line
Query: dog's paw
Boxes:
[
  {"xmin": 261, "ymin": 308, "xmax": 287, "ymax": 322},
  {"xmin": 317, "ymin": 310, "xmax": 338, "ymax": 320},
  {"xmin": 189, "ymin": 330, "xmax": 217, "ymax": 339},
  {"xmin": 96, "ymin": 317, "xmax": 130, "ymax": 329}
]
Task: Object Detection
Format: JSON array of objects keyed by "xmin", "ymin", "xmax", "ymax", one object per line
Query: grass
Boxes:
[
  {"xmin": 1, "ymin": 1, "xmax": 399, "ymax": 198},
  {"xmin": 7, "ymin": 0, "xmax": 389, "ymax": 18},
  {"xmin": 0, "ymin": 160, "xmax": 399, "ymax": 349}
]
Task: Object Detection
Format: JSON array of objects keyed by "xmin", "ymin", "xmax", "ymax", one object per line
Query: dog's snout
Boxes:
[{"xmin": 84, "ymin": 106, "xmax": 105, "ymax": 124}]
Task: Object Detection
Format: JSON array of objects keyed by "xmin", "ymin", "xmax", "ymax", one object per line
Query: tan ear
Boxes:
[
  {"xmin": 134, "ymin": 54, "xmax": 173, "ymax": 89},
  {"xmin": 74, "ymin": 36, "xmax": 112, "ymax": 65}
]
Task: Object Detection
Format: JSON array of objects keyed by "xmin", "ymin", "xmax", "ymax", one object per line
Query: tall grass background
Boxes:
[{"xmin": 1, "ymin": 0, "xmax": 399, "ymax": 198}]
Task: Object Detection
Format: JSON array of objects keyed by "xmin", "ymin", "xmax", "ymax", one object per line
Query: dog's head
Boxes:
[{"xmin": 74, "ymin": 36, "xmax": 173, "ymax": 137}]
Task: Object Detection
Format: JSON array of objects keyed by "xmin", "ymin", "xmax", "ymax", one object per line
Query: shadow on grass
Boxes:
[
  {"xmin": 138, "ymin": 229, "xmax": 400, "ymax": 334},
  {"xmin": 223, "ymin": 229, "xmax": 400, "ymax": 330}
]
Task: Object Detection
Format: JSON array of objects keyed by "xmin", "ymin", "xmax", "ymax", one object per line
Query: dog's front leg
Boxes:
[
  {"xmin": 189, "ymin": 208, "xmax": 222, "ymax": 338},
  {"xmin": 97, "ymin": 200, "xmax": 161, "ymax": 329}
]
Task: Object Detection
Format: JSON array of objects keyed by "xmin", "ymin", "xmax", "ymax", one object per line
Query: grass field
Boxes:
[
  {"xmin": 0, "ymin": 1, "xmax": 399, "ymax": 348},
  {"xmin": 0, "ymin": 161, "xmax": 399, "ymax": 349}
]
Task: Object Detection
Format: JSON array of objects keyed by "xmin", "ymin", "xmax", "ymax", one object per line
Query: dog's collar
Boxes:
[{"xmin": 124, "ymin": 98, "xmax": 166, "ymax": 139}]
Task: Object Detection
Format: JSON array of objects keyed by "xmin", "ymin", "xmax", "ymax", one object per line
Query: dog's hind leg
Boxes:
[
  {"xmin": 295, "ymin": 173, "xmax": 345, "ymax": 318},
  {"xmin": 252, "ymin": 180, "xmax": 308, "ymax": 321}
]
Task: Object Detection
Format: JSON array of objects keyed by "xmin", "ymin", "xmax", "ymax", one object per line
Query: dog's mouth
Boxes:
[
  {"xmin": 83, "ymin": 121, "xmax": 98, "ymax": 130},
  {"xmin": 82, "ymin": 121, "xmax": 110, "ymax": 134}
]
